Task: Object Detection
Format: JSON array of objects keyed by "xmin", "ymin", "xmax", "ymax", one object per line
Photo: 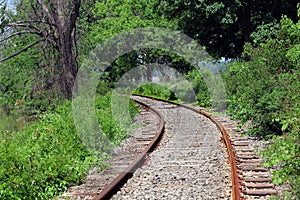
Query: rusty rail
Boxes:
[
  {"xmin": 94, "ymin": 98, "xmax": 165, "ymax": 200},
  {"xmin": 94, "ymin": 94, "xmax": 241, "ymax": 199},
  {"xmin": 131, "ymin": 94, "xmax": 241, "ymax": 200},
  {"xmin": 197, "ymin": 108, "xmax": 240, "ymax": 200}
]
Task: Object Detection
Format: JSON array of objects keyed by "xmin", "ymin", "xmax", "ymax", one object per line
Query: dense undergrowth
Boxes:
[
  {"xmin": 224, "ymin": 11, "xmax": 300, "ymax": 198},
  {"xmin": 134, "ymin": 83, "xmax": 178, "ymax": 101},
  {"xmin": 0, "ymin": 92, "xmax": 139, "ymax": 199}
]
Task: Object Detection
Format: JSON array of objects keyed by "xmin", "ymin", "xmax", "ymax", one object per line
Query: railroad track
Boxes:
[{"xmin": 61, "ymin": 95, "xmax": 277, "ymax": 199}]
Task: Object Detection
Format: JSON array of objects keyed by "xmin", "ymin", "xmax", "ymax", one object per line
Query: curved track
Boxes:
[
  {"xmin": 61, "ymin": 95, "xmax": 277, "ymax": 200},
  {"xmin": 94, "ymin": 98, "xmax": 165, "ymax": 199},
  {"xmin": 111, "ymin": 95, "xmax": 231, "ymax": 199}
]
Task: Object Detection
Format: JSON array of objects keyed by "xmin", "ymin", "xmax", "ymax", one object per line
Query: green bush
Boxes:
[
  {"xmin": 0, "ymin": 34, "xmax": 60, "ymax": 114},
  {"xmin": 134, "ymin": 83, "xmax": 177, "ymax": 101},
  {"xmin": 263, "ymin": 68, "xmax": 300, "ymax": 199},
  {"xmin": 224, "ymin": 8, "xmax": 300, "ymax": 198},
  {"xmin": 185, "ymin": 69, "xmax": 211, "ymax": 107},
  {"xmin": 95, "ymin": 93, "xmax": 139, "ymax": 145},
  {"xmin": 0, "ymin": 101, "xmax": 96, "ymax": 199},
  {"xmin": 0, "ymin": 92, "xmax": 139, "ymax": 199},
  {"xmin": 224, "ymin": 25, "xmax": 299, "ymax": 136}
]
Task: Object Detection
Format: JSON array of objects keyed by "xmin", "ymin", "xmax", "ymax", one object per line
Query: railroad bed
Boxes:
[
  {"xmin": 60, "ymin": 100, "xmax": 163, "ymax": 199},
  {"xmin": 111, "ymin": 96, "xmax": 231, "ymax": 199},
  {"xmin": 60, "ymin": 95, "xmax": 277, "ymax": 199}
]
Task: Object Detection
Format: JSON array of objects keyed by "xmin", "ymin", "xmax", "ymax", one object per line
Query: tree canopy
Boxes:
[{"xmin": 161, "ymin": 0, "xmax": 298, "ymax": 58}]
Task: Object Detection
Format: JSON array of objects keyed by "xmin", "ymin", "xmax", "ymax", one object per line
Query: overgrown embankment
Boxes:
[
  {"xmin": 0, "ymin": 92, "xmax": 139, "ymax": 199},
  {"xmin": 224, "ymin": 12, "xmax": 300, "ymax": 198}
]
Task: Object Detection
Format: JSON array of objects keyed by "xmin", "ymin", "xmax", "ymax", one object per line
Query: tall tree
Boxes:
[
  {"xmin": 160, "ymin": 0, "xmax": 298, "ymax": 58},
  {"xmin": 0, "ymin": 0, "xmax": 82, "ymax": 98},
  {"xmin": 85, "ymin": 0, "xmax": 179, "ymax": 83}
]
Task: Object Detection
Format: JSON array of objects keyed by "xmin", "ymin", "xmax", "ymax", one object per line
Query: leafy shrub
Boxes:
[
  {"xmin": 224, "ymin": 25, "xmax": 299, "ymax": 136},
  {"xmin": 0, "ymin": 101, "xmax": 97, "ymax": 199},
  {"xmin": 263, "ymin": 69, "xmax": 300, "ymax": 198},
  {"xmin": 0, "ymin": 92, "xmax": 139, "ymax": 199},
  {"xmin": 134, "ymin": 83, "xmax": 177, "ymax": 101},
  {"xmin": 224, "ymin": 7, "xmax": 300, "ymax": 198},
  {"xmin": 95, "ymin": 93, "xmax": 139, "ymax": 145},
  {"xmin": 250, "ymin": 21, "xmax": 280, "ymax": 46},
  {"xmin": 0, "ymin": 34, "xmax": 60, "ymax": 114},
  {"xmin": 185, "ymin": 69, "xmax": 211, "ymax": 107}
]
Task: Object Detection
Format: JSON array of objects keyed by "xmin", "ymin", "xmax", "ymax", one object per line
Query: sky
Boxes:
[{"xmin": 6, "ymin": 0, "xmax": 15, "ymax": 10}]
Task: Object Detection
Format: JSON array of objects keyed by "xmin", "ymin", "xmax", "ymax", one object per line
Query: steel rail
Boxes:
[
  {"xmin": 94, "ymin": 94, "xmax": 241, "ymax": 199},
  {"xmin": 131, "ymin": 94, "xmax": 241, "ymax": 200},
  {"xmin": 197, "ymin": 108, "xmax": 240, "ymax": 200},
  {"xmin": 94, "ymin": 98, "xmax": 165, "ymax": 200}
]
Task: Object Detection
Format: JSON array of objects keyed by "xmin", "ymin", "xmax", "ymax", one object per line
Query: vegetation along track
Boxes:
[{"xmin": 61, "ymin": 95, "xmax": 277, "ymax": 199}]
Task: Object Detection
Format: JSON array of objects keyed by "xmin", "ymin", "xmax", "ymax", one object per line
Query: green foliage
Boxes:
[
  {"xmin": 263, "ymin": 67, "xmax": 300, "ymax": 199},
  {"xmin": 0, "ymin": 34, "xmax": 38, "ymax": 110},
  {"xmin": 134, "ymin": 83, "xmax": 177, "ymax": 101},
  {"xmin": 0, "ymin": 101, "xmax": 97, "ymax": 199},
  {"xmin": 0, "ymin": 109, "xmax": 19, "ymax": 132},
  {"xmin": 263, "ymin": 133, "xmax": 300, "ymax": 198},
  {"xmin": 78, "ymin": 0, "xmax": 179, "ymax": 88},
  {"xmin": 224, "ymin": 17, "xmax": 299, "ymax": 135},
  {"xmin": 161, "ymin": 0, "xmax": 298, "ymax": 58},
  {"xmin": 91, "ymin": 0, "xmax": 176, "ymax": 41},
  {"xmin": 0, "ymin": 7, "xmax": 61, "ymax": 113},
  {"xmin": 95, "ymin": 93, "xmax": 139, "ymax": 145},
  {"xmin": 81, "ymin": 0, "xmax": 177, "ymax": 55},
  {"xmin": 0, "ymin": 92, "xmax": 139, "ymax": 198},
  {"xmin": 225, "ymin": 10, "xmax": 300, "ymax": 198},
  {"xmin": 250, "ymin": 21, "xmax": 280, "ymax": 46},
  {"xmin": 184, "ymin": 69, "xmax": 211, "ymax": 107}
]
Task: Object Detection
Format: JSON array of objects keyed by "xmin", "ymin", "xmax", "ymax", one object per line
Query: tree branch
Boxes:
[
  {"xmin": 7, "ymin": 22, "xmax": 40, "ymax": 31},
  {"xmin": 69, "ymin": 0, "xmax": 81, "ymax": 30},
  {"xmin": 11, "ymin": 20, "xmax": 56, "ymax": 27},
  {"xmin": 48, "ymin": 0, "xmax": 58, "ymax": 23},
  {"xmin": 0, "ymin": 30, "xmax": 43, "ymax": 43},
  {"xmin": 13, "ymin": 20, "xmax": 45, "ymax": 24},
  {"xmin": 37, "ymin": 0, "xmax": 56, "ymax": 25},
  {"xmin": 0, "ymin": 39, "xmax": 43, "ymax": 62}
]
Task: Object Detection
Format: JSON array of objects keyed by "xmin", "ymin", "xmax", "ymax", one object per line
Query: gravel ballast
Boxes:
[{"xmin": 112, "ymin": 97, "xmax": 231, "ymax": 199}]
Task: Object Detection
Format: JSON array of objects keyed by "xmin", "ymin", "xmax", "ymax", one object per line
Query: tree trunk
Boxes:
[
  {"xmin": 57, "ymin": 31, "xmax": 77, "ymax": 98},
  {"xmin": 56, "ymin": 0, "xmax": 80, "ymax": 98},
  {"xmin": 243, "ymin": 1, "xmax": 251, "ymax": 43}
]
